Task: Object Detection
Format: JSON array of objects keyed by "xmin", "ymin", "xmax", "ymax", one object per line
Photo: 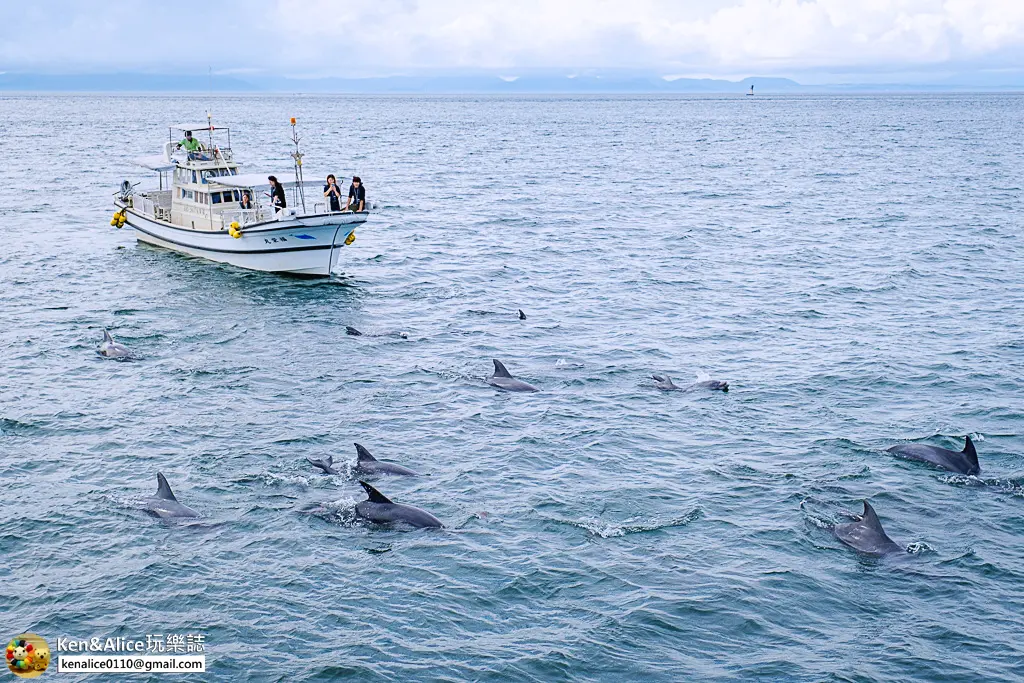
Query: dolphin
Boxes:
[
  {"xmin": 834, "ymin": 501, "xmax": 905, "ymax": 556},
  {"xmin": 518, "ymin": 309, "xmax": 527, "ymax": 320},
  {"xmin": 144, "ymin": 473, "xmax": 199, "ymax": 519},
  {"xmin": 689, "ymin": 380, "xmax": 729, "ymax": 392},
  {"xmin": 306, "ymin": 455, "xmax": 341, "ymax": 475},
  {"xmin": 355, "ymin": 480, "xmax": 442, "ymax": 528},
  {"xmin": 487, "ymin": 359, "xmax": 539, "ymax": 392},
  {"xmin": 887, "ymin": 435, "xmax": 979, "ymax": 475},
  {"xmin": 652, "ymin": 374, "xmax": 681, "ymax": 391},
  {"xmin": 346, "ymin": 326, "xmax": 407, "ymax": 339},
  {"xmin": 652, "ymin": 375, "xmax": 729, "ymax": 392},
  {"xmin": 354, "ymin": 443, "xmax": 419, "ymax": 476},
  {"xmin": 97, "ymin": 330, "xmax": 131, "ymax": 359}
]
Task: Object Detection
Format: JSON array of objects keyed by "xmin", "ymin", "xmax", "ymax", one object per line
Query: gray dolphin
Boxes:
[
  {"xmin": 346, "ymin": 326, "xmax": 407, "ymax": 339},
  {"xmin": 306, "ymin": 455, "xmax": 341, "ymax": 475},
  {"xmin": 144, "ymin": 473, "xmax": 199, "ymax": 519},
  {"xmin": 354, "ymin": 443, "xmax": 419, "ymax": 476},
  {"xmin": 488, "ymin": 359, "xmax": 539, "ymax": 392},
  {"xmin": 690, "ymin": 380, "xmax": 729, "ymax": 392},
  {"xmin": 834, "ymin": 501, "xmax": 905, "ymax": 556},
  {"xmin": 887, "ymin": 435, "xmax": 979, "ymax": 475},
  {"xmin": 652, "ymin": 374, "xmax": 681, "ymax": 391},
  {"xmin": 355, "ymin": 480, "xmax": 442, "ymax": 528},
  {"xmin": 97, "ymin": 329, "xmax": 131, "ymax": 359},
  {"xmin": 652, "ymin": 375, "xmax": 729, "ymax": 392}
]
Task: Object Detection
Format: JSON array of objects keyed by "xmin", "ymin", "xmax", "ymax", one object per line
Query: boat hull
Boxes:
[{"xmin": 118, "ymin": 205, "xmax": 365, "ymax": 276}]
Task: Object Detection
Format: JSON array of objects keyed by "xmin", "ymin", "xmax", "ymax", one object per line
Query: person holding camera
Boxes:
[
  {"xmin": 323, "ymin": 174, "xmax": 343, "ymax": 212},
  {"xmin": 268, "ymin": 176, "xmax": 287, "ymax": 214}
]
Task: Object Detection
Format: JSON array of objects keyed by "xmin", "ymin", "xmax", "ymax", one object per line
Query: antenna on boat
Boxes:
[{"xmin": 290, "ymin": 117, "xmax": 306, "ymax": 212}]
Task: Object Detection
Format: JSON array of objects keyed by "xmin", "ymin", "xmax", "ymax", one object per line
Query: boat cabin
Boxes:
[{"xmin": 130, "ymin": 123, "xmax": 321, "ymax": 230}]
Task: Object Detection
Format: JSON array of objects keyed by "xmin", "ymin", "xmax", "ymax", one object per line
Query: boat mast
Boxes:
[
  {"xmin": 290, "ymin": 117, "xmax": 306, "ymax": 212},
  {"xmin": 207, "ymin": 111, "xmax": 214, "ymax": 230}
]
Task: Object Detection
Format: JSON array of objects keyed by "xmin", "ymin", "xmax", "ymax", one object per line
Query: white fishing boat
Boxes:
[{"xmin": 112, "ymin": 118, "xmax": 367, "ymax": 276}]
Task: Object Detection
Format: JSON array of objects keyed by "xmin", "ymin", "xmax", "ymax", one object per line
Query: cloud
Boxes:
[{"xmin": 2, "ymin": 0, "xmax": 1023, "ymax": 77}]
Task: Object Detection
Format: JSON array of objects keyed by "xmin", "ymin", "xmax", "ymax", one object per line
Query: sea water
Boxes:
[{"xmin": 1, "ymin": 94, "xmax": 1022, "ymax": 681}]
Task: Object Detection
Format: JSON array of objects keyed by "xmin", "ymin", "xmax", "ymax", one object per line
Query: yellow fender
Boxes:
[
  {"xmin": 345, "ymin": 231, "xmax": 356, "ymax": 245},
  {"xmin": 228, "ymin": 222, "xmax": 242, "ymax": 239}
]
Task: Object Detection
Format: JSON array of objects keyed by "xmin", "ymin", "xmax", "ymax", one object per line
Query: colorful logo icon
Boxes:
[{"xmin": 6, "ymin": 634, "xmax": 49, "ymax": 678}]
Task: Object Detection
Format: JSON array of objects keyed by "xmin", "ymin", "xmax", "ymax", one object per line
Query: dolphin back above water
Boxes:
[
  {"xmin": 887, "ymin": 435, "xmax": 980, "ymax": 475},
  {"xmin": 652, "ymin": 374, "xmax": 681, "ymax": 391},
  {"xmin": 144, "ymin": 473, "xmax": 199, "ymax": 519},
  {"xmin": 834, "ymin": 501, "xmax": 904, "ymax": 556},
  {"xmin": 690, "ymin": 380, "xmax": 729, "ymax": 392},
  {"xmin": 355, "ymin": 481, "xmax": 442, "ymax": 528},
  {"xmin": 354, "ymin": 443, "xmax": 418, "ymax": 476},
  {"xmin": 653, "ymin": 375, "xmax": 728, "ymax": 392},
  {"xmin": 306, "ymin": 455, "xmax": 341, "ymax": 475},
  {"xmin": 98, "ymin": 329, "xmax": 131, "ymax": 359},
  {"xmin": 487, "ymin": 359, "xmax": 539, "ymax": 392}
]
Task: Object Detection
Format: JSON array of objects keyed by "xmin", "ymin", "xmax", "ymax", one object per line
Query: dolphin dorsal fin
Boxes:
[
  {"xmin": 359, "ymin": 480, "xmax": 393, "ymax": 504},
  {"xmin": 324, "ymin": 455, "xmax": 333, "ymax": 467},
  {"xmin": 962, "ymin": 435, "xmax": 979, "ymax": 468},
  {"xmin": 492, "ymin": 359, "xmax": 513, "ymax": 378},
  {"xmin": 860, "ymin": 501, "xmax": 884, "ymax": 530},
  {"xmin": 354, "ymin": 443, "xmax": 377, "ymax": 462},
  {"xmin": 103, "ymin": 329, "xmax": 113, "ymax": 343},
  {"xmin": 155, "ymin": 472, "xmax": 177, "ymax": 501}
]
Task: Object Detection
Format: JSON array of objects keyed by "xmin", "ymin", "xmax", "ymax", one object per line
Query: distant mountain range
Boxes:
[{"xmin": 1, "ymin": 72, "xmax": 1022, "ymax": 93}]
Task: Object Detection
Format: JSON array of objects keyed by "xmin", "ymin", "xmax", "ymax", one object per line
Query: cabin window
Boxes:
[
  {"xmin": 191, "ymin": 171, "xmax": 197, "ymax": 184},
  {"xmin": 211, "ymin": 192, "xmax": 222, "ymax": 204}
]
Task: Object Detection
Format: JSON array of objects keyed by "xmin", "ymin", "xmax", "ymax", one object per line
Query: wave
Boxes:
[{"xmin": 544, "ymin": 508, "xmax": 702, "ymax": 538}]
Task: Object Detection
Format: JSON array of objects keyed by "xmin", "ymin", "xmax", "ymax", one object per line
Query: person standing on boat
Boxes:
[
  {"xmin": 345, "ymin": 176, "xmax": 365, "ymax": 212},
  {"xmin": 239, "ymin": 191, "xmax": 253, "ymax": 210},
  {"xmin": 268, "ymin": 176, "xmax": 287, "ymax": 214},
  {"xmin": 323, "ymin": 174, "xmax": 343, "ymax": 212}
]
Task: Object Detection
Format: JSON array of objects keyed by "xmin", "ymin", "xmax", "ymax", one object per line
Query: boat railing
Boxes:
[
  {"xmin": 181, "ymin": 147, "xmax": 233, "ymax": 163},
  {"xmin": 222, "ymin": 207, "xmax": 275, "ymax": 227},
  {"xmin": 135, "ymin": 190, "xmax": 173, "ymax": 221},
  {"xmin": 312, "ymin": 201, "xmax": 366, "ymax": 215}
]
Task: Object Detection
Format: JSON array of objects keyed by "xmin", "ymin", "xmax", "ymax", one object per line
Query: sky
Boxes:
[{"xmin": 3, "ymin": 0, "xmax": 1024, "ymax": 83}]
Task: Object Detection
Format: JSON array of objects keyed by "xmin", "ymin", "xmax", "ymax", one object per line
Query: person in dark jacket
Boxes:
[
  {"xmin": 345, "ymin": 176, "xmax": 365, "ymax": 212},
  {"xmin": 323, "ymin": 174, "xmax": 342, "ymax": 212},
  {"xmin": 268, "ymin": 176, "xmax": 286, "ymax": 213}
]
